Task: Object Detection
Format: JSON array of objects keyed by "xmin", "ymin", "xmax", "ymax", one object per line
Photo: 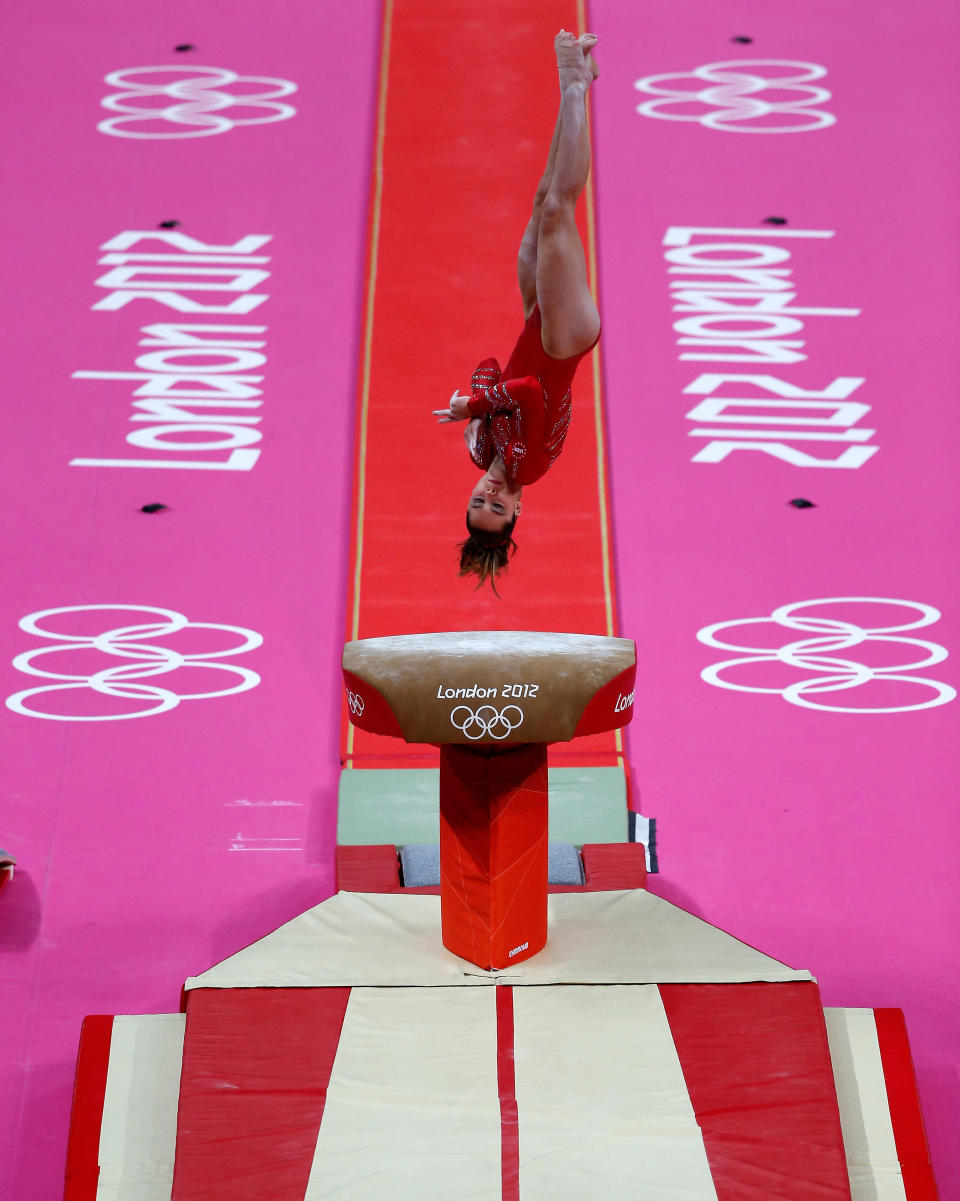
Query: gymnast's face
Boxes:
[{"xmin": 468, "ymin": 468, "xmax": 522, "ymax": 532}]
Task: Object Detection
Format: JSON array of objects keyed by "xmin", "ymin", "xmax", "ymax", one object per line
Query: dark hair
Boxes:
[{"xmin": 458, "ymin": 514, "xmax": 518, "ymax": 595}]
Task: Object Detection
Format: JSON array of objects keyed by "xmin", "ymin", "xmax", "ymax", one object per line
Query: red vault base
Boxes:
[{"xmin": 439, "ymin": 743, "xmax": 548, "ymax": 970}]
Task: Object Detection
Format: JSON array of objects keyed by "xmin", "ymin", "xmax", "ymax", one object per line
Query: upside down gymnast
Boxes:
[{"xmin": 433, "ymin": 30, "xmax": 602, "ymax": 591}]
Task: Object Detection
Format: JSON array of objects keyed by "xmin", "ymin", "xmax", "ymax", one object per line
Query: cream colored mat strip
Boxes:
[
  {"xmin": 186, "ymin": 891, "xmax": 811, "ymax": 992},
  {"xmin": 825, "ymin": 1008, "xmax": 908, "ymax": 1201},
  {"xmin": 97, "ymin": 1014, "xmax": 184, "ymax": 1201},
  {"xmin": 513, "ymin": 985, "xmax": 718, "ymax": 1201},
  {"xmin": 305, "ymin": 987, "xmax": 502, "ymax": 1201}
]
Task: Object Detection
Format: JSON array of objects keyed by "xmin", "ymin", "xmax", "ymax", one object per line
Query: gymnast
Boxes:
[{"xmin": 433, "ymin": 31, "xmax": 601, "ymax": 590}]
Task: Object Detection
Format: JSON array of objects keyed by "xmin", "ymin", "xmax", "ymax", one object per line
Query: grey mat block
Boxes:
[
  {"xmin": 399, "ymin": 842, "xmax": 584, "ymax": 888},
  {"xmin": 338, "ymin": 766, "xmax": 628, "ymax": 848}
]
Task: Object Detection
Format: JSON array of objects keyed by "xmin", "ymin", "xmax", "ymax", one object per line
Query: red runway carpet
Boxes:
[{"xmin": 343, "ymin": 0, "xmax": 622, "ymax": 771}]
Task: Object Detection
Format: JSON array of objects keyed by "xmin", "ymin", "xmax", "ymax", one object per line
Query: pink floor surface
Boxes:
[{"xmin": 2, "ymin": 1, "xmax": 957, "ymax": 1198}]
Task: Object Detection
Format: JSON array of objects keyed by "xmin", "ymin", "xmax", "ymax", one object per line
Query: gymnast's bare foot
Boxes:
[
  {"xmin": 555, "ymin": 30, "xmax": 598, "ymax": 93},
  {"xmin": 579, "ymin": 33, "xmax": 599, "ymax": 80}
]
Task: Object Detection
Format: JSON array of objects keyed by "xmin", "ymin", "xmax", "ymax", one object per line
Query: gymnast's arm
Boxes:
[
  {"xmin": 466, "ymin": 418, "xmax": 493, "ymax": 469},
  {"xmin": 465, "ymin": 376, "xmax": 542, "ymax": 418},
  {"xmin": 433, "ymin": 375, "xmax": 540, "ymax": 422},
  {"xmin": 464, "ymin": 417, "xmax": 484, "ymax": 456}
]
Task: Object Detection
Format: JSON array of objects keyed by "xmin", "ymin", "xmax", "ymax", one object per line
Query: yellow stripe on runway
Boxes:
[{"xmin": 346, "ymin": 0, "xmax": 394, "ymax": 761}]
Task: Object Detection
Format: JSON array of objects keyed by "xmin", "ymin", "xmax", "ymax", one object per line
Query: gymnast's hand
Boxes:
[
  {"xmin": 433, "ymin": 389, "xmax": 471, "ymax": 422},
  {"xmin": 463, "ymin": 417, "xmax": 482, "ymax": 455}
]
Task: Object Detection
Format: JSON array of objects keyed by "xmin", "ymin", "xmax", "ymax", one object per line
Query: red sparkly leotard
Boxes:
[{"xmin": 465, "ymin": 305, "xmax": 600, "ymax": 486}]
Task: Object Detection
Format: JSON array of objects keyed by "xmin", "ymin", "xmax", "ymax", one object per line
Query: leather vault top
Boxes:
[{"xmin": 342, "ymin": 630, "xmax": 637, "ymax": 745}]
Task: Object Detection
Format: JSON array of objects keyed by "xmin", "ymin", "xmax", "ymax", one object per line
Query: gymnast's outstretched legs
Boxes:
[{"xmin": 517, "ymin": 31, "xmax": 601, "ymax": 358}]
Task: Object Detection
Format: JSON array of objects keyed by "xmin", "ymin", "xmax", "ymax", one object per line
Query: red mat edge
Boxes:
[
  {"xmin": 170, "ymin": 988, "xmax": 351, "ymax": 1201},
  {"xmin": 334, "ymin": 841, "xmax": 647, "ymax": 893},
  {"xmin": 496, "ymin": 985, "xmax": 520, "ymax": 1201},
  {"xmin": 874, "ymin": 1008, "xmax": 940, "ymax": 1201},
  {"xmin": 63, "ymin": 1015, "xmax": 112, "ymax": 1201}
]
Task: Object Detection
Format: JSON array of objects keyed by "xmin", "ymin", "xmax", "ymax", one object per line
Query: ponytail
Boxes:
[{"xmin": 458, "ymin": 515, "xmax": 518, "ymax": 595}]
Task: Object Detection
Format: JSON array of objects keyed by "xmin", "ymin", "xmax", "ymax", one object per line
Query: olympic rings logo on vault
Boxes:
[
  {"xmin": 450, "ymin": 704, "xmax": 524, "ymax": 740},
  {"xmin": 634, "ymin": 60, "xmax": 835, "ymax": 133},
  {"xmin": 6, "ymin": 604, "xmax": 263, "ymax": 721},
  {"xmin": 697, "ymin": 598, "xmax": 955, "ymax": 714},
  {"xmin": 346, "ymin": 690, "xmax": 365, "ymax": 717},
  {"xmin": 98, "ymin": 66, "xmax": 298, "ymax": 139}
]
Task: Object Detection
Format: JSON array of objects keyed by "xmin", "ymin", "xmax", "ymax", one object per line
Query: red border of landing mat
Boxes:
[
  {"xmin": 496, "ymin": 986, "xmax": 520, "ymax": 1201},
  {"xmin": 170, "ymin": 988, "xmax": 351, "ymax": 1201},
  {"xmin": 63, "ymin": 1015, "xmax": 113, "ymax": 1201},
  {"xmin": 875, "ymin": 1009, "xmax": 940, "ymax": 1200},
  {"xmin": 341, "ymin": 0, "xmax": 623, "ymax": 773},
  {"xmin": 659, "ymin": 983, "xmax": 851, "ymax": 1200},
  {"xmin": 63, "ymin": 1003, "xmax": 938, "ymax": 1198}
]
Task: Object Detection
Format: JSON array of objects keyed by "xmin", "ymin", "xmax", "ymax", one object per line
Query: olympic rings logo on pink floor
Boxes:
[
  {"xmin": 98, "ymin": 66, "xmax": 298, "ymax": 139},
  {"xmin": 6, "ymin": 605, "xmax": 263, "ymax": 721},
  {"xmin": 697, "ymin": 598, "xmax": 956, "ymax": 713},
  {"xmin": 634, "ymin": 60, "xmax": 835, "ymax": 133},
  {"xmin": 450, "ymin": 704, "xmax": 524, "ymax": 740}
]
